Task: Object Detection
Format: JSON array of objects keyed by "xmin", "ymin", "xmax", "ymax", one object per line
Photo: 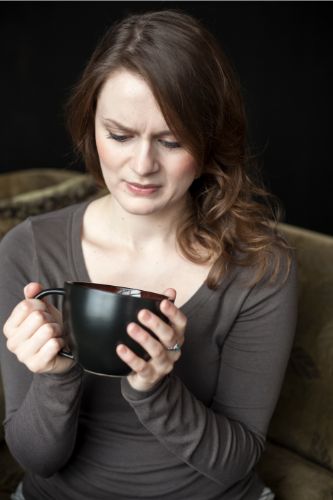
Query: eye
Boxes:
[
  {"xmin": 159, "ymin": 140, "xmax": 181, "ymax": 149},
  {"xmin": 107, "ymin": 132, "xmax": 130, "ymax": 142}
]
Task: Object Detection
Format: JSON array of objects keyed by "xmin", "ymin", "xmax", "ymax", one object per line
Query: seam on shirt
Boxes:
[
  {"xmin": 67, "ymin": 205, "xmax": 75, "ymax": 279},
  {"xmin": 68, "ymin": 201, "xmax": 90, "ymax": 281},
  {"xmin": 27, "ymin": 217, "xmax": 41, "ymax": 284}
]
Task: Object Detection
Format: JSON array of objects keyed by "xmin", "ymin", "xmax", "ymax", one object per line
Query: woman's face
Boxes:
[{"xmin": 94, "ymin": 69, "xmax": 198, "ymax": 217}]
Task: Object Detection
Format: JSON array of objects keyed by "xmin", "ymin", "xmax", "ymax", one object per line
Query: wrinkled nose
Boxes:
[{"xmin": 131, "ymin": 141, "xmax": 159, "ymax": 176}]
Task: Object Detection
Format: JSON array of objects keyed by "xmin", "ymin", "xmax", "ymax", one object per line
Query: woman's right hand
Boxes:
[{"xmin": 3, "ymin": 282, "xmax": 75, "ymax": 374}]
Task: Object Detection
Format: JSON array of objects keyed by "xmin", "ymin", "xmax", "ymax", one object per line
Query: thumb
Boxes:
[{"xmin": 24, "ymin": 282, "xmax": 44, "ymax": 300}]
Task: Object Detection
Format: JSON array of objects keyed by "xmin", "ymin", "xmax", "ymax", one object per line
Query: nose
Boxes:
[{"xmin": 131, "ymin": 140, "xmax": 159, "ymax": 176}]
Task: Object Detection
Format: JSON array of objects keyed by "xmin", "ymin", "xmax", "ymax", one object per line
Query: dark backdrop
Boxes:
[{"xmin": 1, "ymin": 1, "xmax": 332, "ymax": 235}]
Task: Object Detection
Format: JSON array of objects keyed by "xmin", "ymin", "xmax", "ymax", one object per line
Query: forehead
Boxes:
[{"xmin": 96, "ymin": 69, "xmax": 167, "ymax": 126}]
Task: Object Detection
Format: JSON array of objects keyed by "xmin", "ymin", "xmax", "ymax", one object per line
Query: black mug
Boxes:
[{"xmin": 34, "ymin": 281, "xmax": 169, "ymax": 377}]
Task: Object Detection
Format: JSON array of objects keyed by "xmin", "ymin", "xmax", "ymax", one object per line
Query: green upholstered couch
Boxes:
[
  {"xmin": 0, "ymin": 169, "xmax": 99, "ymax": 239},
  {"xmin": 257, "ymin": 223, "xmax": 333, "ymax": 499},
  {"xmin": 1, "ymin": 170, "xmax": 333, "ymax": 499}
]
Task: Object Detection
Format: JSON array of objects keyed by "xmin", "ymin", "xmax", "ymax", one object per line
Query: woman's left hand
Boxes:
[{"xmin": 116, "ymin": 288, "xmax": 187, "ymax": 392}]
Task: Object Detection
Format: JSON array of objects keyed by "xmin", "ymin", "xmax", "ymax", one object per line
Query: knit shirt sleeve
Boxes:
[
  {"xmin": 0, "ymin": 219, "xmax": 83, "ymax": 477},
  {"xmin": 121, "ymin": 255, "xmax": 298, "ymax": 490}
]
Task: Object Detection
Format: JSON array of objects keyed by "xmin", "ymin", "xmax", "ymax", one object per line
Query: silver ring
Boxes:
[{"xmin": 166, "ymin": 342, "xmax": 181, "ymax": 352}]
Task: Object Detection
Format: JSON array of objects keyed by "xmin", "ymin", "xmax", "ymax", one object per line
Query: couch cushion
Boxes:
[
  {"xmin": 267, "ymin": 224, "xmax": 333, "ymax": 471},
  {"xmin": 0, "ymin": 168, "xmax": 99, "ymax": 239},
  {"xmin": 257, "ymin": 441, "xmax": 333, "ymax": 500}
]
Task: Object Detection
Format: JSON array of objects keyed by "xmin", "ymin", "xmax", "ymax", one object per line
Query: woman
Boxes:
[{"xmin": 0, "ymin": 9, "xmax": 297, "ymax": 500}]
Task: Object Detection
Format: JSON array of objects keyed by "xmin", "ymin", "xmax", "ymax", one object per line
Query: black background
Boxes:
[{"xmin": 1, "ymin": 1, "xmax": 332, "ymax": 235}]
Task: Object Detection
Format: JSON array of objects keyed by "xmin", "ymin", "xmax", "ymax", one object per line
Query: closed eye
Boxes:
[
  {"xmin": 106, "ymin": 132, "xmax": 181, "ymax": 149},
  {"xmin": 159, "ymin": 140, "xmax": 181, "ymax": 149},
  {"xmin": 107, "ymin": 132, "xmax": 130, "ymax": 142}
]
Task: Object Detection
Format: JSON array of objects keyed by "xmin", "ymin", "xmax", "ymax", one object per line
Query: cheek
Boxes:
[
  {"xmin": 95, "ymin": 136, "xmax": 110, "ymax": 165},
  {"xmin": 174, "ymin": 154, "xmax": 197, "ymax": 183}
]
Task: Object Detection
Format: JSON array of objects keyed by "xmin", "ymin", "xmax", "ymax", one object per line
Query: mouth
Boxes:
[{"xmin": 125, "ymin": 182, "xmax": 161, "ymax": 195}]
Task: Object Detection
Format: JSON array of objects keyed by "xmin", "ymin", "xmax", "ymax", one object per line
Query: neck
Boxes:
[{"xmin": 100, "ymin": 195, "xmax": 189, "ymax": 254}]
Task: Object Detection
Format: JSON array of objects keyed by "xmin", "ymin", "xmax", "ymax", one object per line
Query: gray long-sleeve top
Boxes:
[{"xmin": 0, "ymin": 201, "xmax": 298, "ymax": 500}]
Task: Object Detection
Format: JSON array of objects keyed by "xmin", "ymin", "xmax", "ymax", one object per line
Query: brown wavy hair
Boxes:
[{"xmin": 65, "ymin": 9, "xmax": 291, "ymax": 289}]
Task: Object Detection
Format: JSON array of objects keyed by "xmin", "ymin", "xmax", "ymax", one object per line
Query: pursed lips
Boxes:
[
  {"xmin": 128, "ymin": 182, "xmax": 160, "ymax": 188},
  {"xmin": 125, "ymin": 181, "xmax": 161, "ymax": 194}
]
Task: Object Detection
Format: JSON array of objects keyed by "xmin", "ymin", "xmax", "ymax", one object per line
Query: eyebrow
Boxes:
[{"xmin": 101, "ymin": 117, "xmax": 174, "ymax": 138}]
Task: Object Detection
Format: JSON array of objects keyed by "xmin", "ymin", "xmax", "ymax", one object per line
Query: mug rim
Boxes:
[{"xmin": 65, "ymin": 281, "xmax": 169, "ymax": 302}]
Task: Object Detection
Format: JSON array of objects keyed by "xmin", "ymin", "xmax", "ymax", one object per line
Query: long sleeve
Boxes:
[
  {"xmin": 0, "ymin": 203, "xmax": 299, "ymax": 499},
  {"xmin": 121, "ymin": 254, "xmax": 298, "ymax": 491},
  {"xmin": 0, "ymin": 219, "xmax": 83, "ymax": 477}
]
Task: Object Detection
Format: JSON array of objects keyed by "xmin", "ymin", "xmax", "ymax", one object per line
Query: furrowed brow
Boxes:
[
  {"xmin": 102, "ymin": 118, "xmax": 135, "ymax": 134},
  {"xmin": 102, "ymin": 117, "xmax": 173, "ymax": 137}
]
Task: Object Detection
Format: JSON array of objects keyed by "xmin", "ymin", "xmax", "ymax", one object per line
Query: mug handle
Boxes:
[{"xmin": 33, "ymin": 288, "xmax": 74, "ymax": 360}]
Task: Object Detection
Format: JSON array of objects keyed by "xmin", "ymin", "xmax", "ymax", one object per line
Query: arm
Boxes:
[
  {"xmin": 121, "ymin": 256, "xmax": 298, "ymax": 489},
  {"xmin": 0, "ymin": 220, "xmax": 83, "ymax": 477}
]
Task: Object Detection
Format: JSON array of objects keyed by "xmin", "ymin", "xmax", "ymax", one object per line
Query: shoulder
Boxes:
[
  {"xmin": 235, "ymin": 245, "xmax": 298, "ymax": 318},
  {"xmin": 238, "ymin": 222, "xmax": 297, "ymax": 287},
  {"xmin": 216, "ymin": 240, "xmax": 297, "ymax": 316},
  {"xmin": 1, "ymin": 200, "xmax": 88, "ymax": 245},
  {"xmin": 27, "ymin": 199, "xmax": 89, "ymax": 229},
  {"xmin": 0, "ymin": 201, "xmax": 89, "ymax": 275},
  {"xmin": 0, "ymin": 201, "xmax": 90, "ymax": 293}
]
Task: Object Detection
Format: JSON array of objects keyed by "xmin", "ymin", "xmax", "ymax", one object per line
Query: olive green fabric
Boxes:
[
  {"xmin": 258, "ymin": 442, "xmax": 333, "ymax": 500},
  {"xmin": 266, "ymin": 224, "xmax": 333, "ymax": 471},
  {"xmin": 0, "ymin": 169, "xmax": 99, "ymax": 239}
]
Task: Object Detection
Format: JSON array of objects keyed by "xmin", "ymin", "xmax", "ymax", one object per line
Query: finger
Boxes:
[
  {"xmin": 128, "ymin": 322, "xmax": 168, "ymax": 358},
  {"xmin": 6, "ymin": 310, "xmax": 54, "ymax": 351},
  {"xmin": 137, "ymin": 309, "xmax": 176, "ymax": 348},
  {"xmin": 25, "ymin": 337, "xmax": 66, "ymax": 374},
  {"xmin": 24, "ymin": 282, "xmax": 44, "ymax": 300},
  {"xmin": 44, "ymin": 302, "xmax": 63, "ymax": 325},
  {"xmin": 116, "ymin": 343, "xmax": 148, "ymax": 374},
  {"xmin": 20, "ymin": 310, "xmax": 55, "ymax": 338},
  {"xmin": 3, "ymin": 299, "xmax": 48, "ymax": 337},
  {"xmin": 137, "ymin": 302, "xmax": 186, "ymax": 348},
  {"xmin": 26, "ymin": 283, "xmax": 62, "ymax": 322},
  {"xmin": 128, "ymin": 322, "xmax": 179, "ymax": 366},
  {"xmin": 15, "ymin": 322, "xmax": 62, "ymax": 364},
  {"xmin": 159, "ymin": 299, "xmax": 187, "ymax": 338},
  {"xmin": 162, "ymin": 287, "xmax": 176, "ymax": 302}
]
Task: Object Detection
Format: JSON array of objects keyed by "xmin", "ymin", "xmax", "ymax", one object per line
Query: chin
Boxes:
[
  {"xmin": 125, "ymin": 205, "xmax": 161, "ymax": 216},
  {"xmin": 119, "ymin": 199, "xmax": 162, "ymax": 216}
]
